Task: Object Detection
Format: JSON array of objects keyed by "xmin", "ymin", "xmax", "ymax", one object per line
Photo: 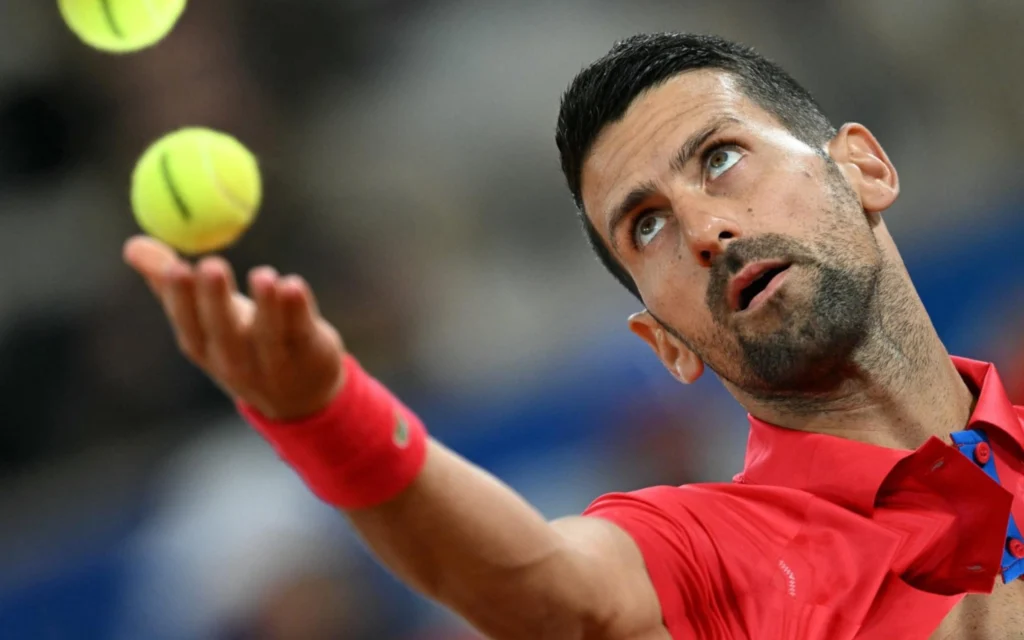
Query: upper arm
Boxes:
[
  {"xmin": 550, "ymin": 515, "xmax": 668, "ymax": 639},
  {"xmin": 564, "ymin": 488, "xmax": 722, "ymax": 639}
]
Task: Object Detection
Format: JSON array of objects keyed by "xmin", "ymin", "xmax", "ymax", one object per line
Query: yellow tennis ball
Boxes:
[
  {"xmin": 131, "ymin": 127, "xmax": 262, "ymax": 255},
  {"xmin": 58, "ymin": 0, "xmax": 187, "ymax": 53}
]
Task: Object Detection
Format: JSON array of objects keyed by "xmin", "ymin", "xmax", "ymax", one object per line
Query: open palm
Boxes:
[{"xmin": 123, "ymin": 236, "xmax": 345, "ymax": 421}]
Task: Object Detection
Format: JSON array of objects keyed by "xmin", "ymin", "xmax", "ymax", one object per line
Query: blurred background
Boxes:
[{"xmin": 1, "ymin": 0, "xmax": 1024, "ymax": 638}]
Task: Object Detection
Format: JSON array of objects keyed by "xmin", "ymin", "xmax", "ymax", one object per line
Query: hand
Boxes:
[{"xmin": 123, "ymin": 235, "xmax": 345, "ymax": 421}]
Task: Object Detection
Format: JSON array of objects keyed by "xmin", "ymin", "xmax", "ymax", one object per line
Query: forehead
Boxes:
[{"xmin": 580, "ymin": 70, "xmax": 781, "ymax": 228}]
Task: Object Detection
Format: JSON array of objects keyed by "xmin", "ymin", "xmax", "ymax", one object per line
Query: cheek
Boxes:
[
  {"xmin": 638, "ymin": 258, "xmax": 713, "ymax": 327},
  {"xmin": 745, "ymin": 167, "xmax": 831, "ymax": 236}
]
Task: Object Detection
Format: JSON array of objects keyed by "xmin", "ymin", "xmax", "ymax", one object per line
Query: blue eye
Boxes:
[
  {"xmin": 707, "ymin": 147, "xmax": 742, "ymax": 179},
  {"xmin": 634, "ymin": 212, "xmax": 666, "ymax": 248}
]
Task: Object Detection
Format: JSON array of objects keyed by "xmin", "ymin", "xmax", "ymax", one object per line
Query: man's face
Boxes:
[{"xmin": 581, "ymin": 71, "xmax": 885, "ymax": 395}]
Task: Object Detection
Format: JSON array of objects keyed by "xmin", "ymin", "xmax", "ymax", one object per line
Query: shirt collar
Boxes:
[
  {"xmin": 734, "ymin": 357, "xmax": 1022, "ymax": 516},
  {"xmin": 950, "ymin": 356, "xmax": 1024, "ymax": 452}
]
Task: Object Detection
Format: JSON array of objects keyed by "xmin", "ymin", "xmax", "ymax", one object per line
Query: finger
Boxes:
[
  {"xmin": 231, "ymin": 290, "xmax": 257, "ymax": 328},
  {"xmin": 161, "ymin": 262, "xmax": 207, "ymax": 362},
  {"xmin": 124, "ymin": 235, "xmax": 180, "ymax": 278},
  {"xmin": 195, "ymin": 257, "xmax": 248, "ymax": 366},
  {"xmin": 249, "ymin": 266, "xmax": 281, "ymax": 337},
  {"xmin": 250, "ymin": 266, "xmax": 287, "ymax": 352},
  {"xmin": 124, "ymin": 235, "xmax": 185, "ymax": 297},
  {"xmin": 277, "ymin": 275, "xmax": 320, "ymax": 340},
  {"xmin": 249, "ymin": 266, "xmax": 289, "ymax": 371}
]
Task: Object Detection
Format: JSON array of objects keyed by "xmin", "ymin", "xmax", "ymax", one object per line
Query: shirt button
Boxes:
[
  {"xmin": 974, "ymin": 442, "xmax": 991, "ymax": 465},
  {"xmin": 1007, "ymin": 538, "xmax": 1024, "ymax": 560}
]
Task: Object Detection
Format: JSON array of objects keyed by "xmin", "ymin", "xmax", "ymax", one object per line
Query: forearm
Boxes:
[
  {"xmin": 241, "ymin": 357, "xmax": 639, "ymax": 638},
  {"xmin": 126, "ymin": 240, "xmax": 662, "ymax": 639},
  {"xmin": 348, "ymin": 440, "xmax": 606, "ymax": 638}
]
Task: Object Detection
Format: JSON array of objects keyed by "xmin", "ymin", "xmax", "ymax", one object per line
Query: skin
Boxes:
[
  {"xmin": 125, "ymin": 241, "xmax": 666, "ymax": 639},
  {"xmin": 580, "ymin": 70, "xmax": 974, "ymax": 449},
  {"xmin": 124, "ymin": 67, "xmax": 993, "ymax": 638}
]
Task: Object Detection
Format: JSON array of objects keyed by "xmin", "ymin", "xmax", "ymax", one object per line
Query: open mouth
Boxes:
[{"xmin": 730, "ymin": 262, "xmax": 791, "ymax": 312}]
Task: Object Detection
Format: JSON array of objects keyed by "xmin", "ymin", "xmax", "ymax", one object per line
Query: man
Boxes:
[{"xmin": 125, "ymin": 33, "xmax": 1024, "ymax": 639}]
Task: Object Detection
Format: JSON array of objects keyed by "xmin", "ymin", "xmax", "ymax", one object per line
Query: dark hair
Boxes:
[{"xmin": 555, "ymin": 33, "xmax": 837, "ymax": 301}]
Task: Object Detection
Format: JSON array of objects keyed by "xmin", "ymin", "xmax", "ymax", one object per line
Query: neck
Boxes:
[{"xmin": 736, "ymin": 261, "xmax": 975, "ymax": 450}]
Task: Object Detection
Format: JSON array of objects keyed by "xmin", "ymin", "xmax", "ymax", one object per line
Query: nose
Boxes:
[{"xmin": 681, "ymin": 210, "xmax": 743, "ymax": 268}]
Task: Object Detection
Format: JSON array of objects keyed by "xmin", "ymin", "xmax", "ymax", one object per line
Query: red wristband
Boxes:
[{"xmin": 237, "ymin": 354, "xmax": 429, "ymax": 510}]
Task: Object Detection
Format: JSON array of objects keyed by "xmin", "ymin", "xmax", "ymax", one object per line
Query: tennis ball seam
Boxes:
[
  {"xmin": 60, "ymin": 0, "xmax": 186, "ymax": 54},
  {"xmin": 159, "ymin": 151, "xmax": 193, "ymax": 222},
  {"xmin": 200, "ymin": 139, "xmax": 254, "ymax": 214},
  {"xmin": 99, "ymin": 0, "xmax": 124, "ymax": 39}
]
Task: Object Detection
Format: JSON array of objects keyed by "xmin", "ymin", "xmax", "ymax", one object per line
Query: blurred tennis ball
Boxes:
[
  {"xmin": 58, "ymin": 0, "xmax": 187, "ymax": 53},
  {"xmin": 131, "ymin": 127, "xmax": 262, "ymax": 255}
]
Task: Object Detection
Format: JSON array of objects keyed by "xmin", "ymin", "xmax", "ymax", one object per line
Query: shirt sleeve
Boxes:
[{"xmin": 583, "ymin": 486, "xmax": 723, "ymax": 637}]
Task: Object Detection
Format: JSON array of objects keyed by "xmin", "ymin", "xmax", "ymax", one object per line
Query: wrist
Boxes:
[
  {"xmin": 238, "ymin": 354, "xmax": 429, "ymax": 509},
  {"xmin": 246, "ymin": 364, "xmax": 348, "ymax": 423}
]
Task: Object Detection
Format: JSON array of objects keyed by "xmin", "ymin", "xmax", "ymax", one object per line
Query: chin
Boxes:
[
  {"xmin": 740, "ymin": 263, "xmax": 878, "ymax": 390},
  {"xmin": 738, "ymin": 314, "xmax": 869, "ymax": 393}
]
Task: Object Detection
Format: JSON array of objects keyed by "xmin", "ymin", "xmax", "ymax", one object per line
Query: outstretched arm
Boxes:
[{"xmin": 124, "ymin": 236, "xmax": 668, "ymax": 640}]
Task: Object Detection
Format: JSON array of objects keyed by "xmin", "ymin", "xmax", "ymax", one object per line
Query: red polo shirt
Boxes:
[{"xmin": 584, "ymin": 357, "xmax": 1024, "ymax": 639}]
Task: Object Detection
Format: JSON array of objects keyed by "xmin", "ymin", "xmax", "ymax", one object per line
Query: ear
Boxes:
[
  {"xmin": 628, "ymin": 311, "xmax": 705, "ymax": 384},
  {"xmin": 828, "ymin": 123, "xmax": 899, "ymax": 215}
]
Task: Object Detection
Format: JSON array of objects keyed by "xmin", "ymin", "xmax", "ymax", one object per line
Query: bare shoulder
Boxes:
[{"xmin": 551, "ymin": 516, "xmax": 669, "ymax": 639}]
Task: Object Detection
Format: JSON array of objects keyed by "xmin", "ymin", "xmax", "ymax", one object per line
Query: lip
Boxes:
[{"xmin": 727, "ymin": 260, "xmax": 792, "ymax": 312}]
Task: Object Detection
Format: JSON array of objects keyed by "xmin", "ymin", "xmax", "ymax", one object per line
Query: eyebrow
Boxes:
[{"xmin": 605, "ymin": 115, "xmax": 742, "ymax": 252}]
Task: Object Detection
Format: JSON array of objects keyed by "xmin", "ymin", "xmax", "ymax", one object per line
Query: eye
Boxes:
[
  {"xmin": 633, "ymin": 211, "xmax": 667, "ymax": 249},
  {"xmin": 706, "ymin": 146, "xmax": 743, "ymax": 180}
]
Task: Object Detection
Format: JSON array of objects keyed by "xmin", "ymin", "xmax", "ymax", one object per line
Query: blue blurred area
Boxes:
[
  {"xmin": 0, "ymin": 544, "xmax": 127, "ymax": 640},
  {"xmin": 905, "ymin": 202, "xmax": 1023, "ymax": 339},
  {"xmin": 4, "ymin": 1, "xmax": 1024, "ymax": 638},
  {"xmin": 2, "ymin": 199, "xmax": 1022, "ymax": 639}
]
